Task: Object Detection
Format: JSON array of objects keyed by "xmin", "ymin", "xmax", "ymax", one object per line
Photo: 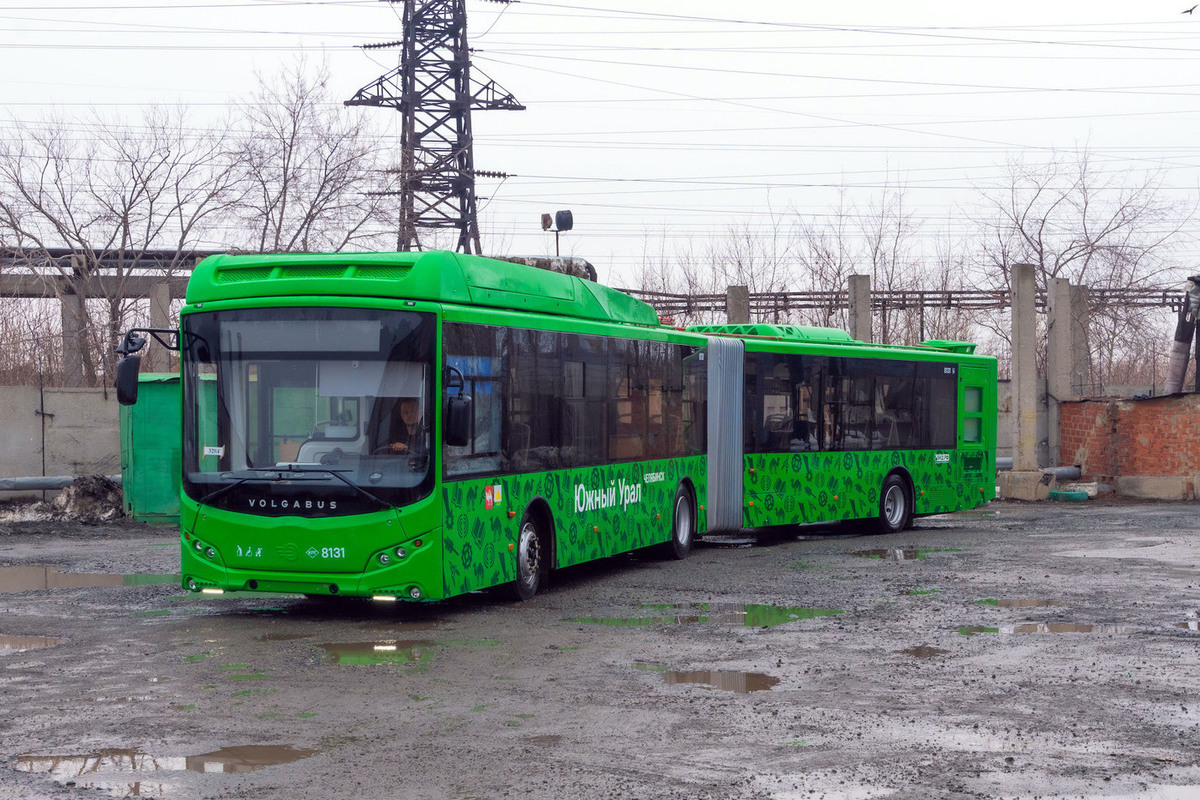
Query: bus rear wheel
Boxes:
[
  {"xmin": 513, "ymin": 512, "xmax": 545, "ymax": 601},
  {"xmin": 876, "ymin": 474, "xmax": 911, "ymax": 534},
  {"xmin": 660, "ymin": 484, "xmax": 695, "ymax": 560}
]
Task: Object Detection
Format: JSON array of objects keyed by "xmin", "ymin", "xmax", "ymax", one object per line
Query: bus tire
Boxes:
[
  {"xmin": 513, "ymin": 511, "xmax": 546, "ymax": 602},
  {"xmin": 661, "ymin": 483, "xmax": 696, "ymax": 561},
  {"xmin": 876, "ymin": 473, "xmax": 911, "ymax": 535}
]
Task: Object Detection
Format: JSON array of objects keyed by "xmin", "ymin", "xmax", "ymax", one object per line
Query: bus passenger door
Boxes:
[{"xmin": 958, "ymin": 364, "xmax": 995, "ymax": 502}]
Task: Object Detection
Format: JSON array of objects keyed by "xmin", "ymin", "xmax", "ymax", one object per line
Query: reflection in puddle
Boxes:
[
  {"xmin": 1012, "ymin": 623, "xmax": 1135, "ymax": 635},
  {"xmin": 959, "ymin": 623, "xmax": 1134, "ymax": 635},
  {"xmin": 901, "ymin": 645, "xmax": 949, "ymax": 659},
  {"xmin": 853, "ymin": 548, "xmax": 960, "ymax": 561},
  {"xmin": 976, "ymin": 598, "xmax": 1066, "ymax": 608},
  {"xmin": 958, "ymin": 626, "xmax": 999, "ymax": 636},
  {"xmin": 523, "ymin": 735, "xmax": 562, "ymax": 746},
  {"xmin": 255, "ymin": 632, "xmax": 313, "ymax": 642},
  {"xmin": 572, "ymin": 603, "xmax": 844, "ymax": 628},
  {"xmin": 0, "ymin": 635, "xmax": 62, "ymax": 652},
  {"xmin": 15, "ymin": 745, "xmax": 319, "ymax": 795},
  {"xmin": 664, "ymin": 669, "xmax": 780, "ymax": 693},
  {"xmin": 0, "ymin": 565, "xmax": 177, "ymax": 593},
  {"xmin": 317, "ymin": 640, "xmax": 434, "ymax": 665},
  {"xmin": 700, "ymin": 536, "xmax": 759, "ymax": 549}
]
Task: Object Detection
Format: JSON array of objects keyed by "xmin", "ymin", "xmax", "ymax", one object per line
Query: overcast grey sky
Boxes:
[{"xmin": 3, "ymin": 0, "xmax": 1200, "ymax": 285}]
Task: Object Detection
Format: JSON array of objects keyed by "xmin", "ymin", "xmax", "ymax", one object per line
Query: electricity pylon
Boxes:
[{"xmin": 346, "ymin": 0, "xmax": 524, "ymax": 254}]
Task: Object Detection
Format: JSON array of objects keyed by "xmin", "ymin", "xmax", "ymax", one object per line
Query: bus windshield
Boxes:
[{"xmin": 181, "ymin": 307, "xmax": 436, "ymax": 517}]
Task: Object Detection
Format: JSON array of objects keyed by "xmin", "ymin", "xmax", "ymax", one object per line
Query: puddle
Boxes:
[
  {"xmin": 699, "ymin": 535, "xmax": 758, "ymax": 549},
  {"xmin": 1012, "ymin": 623, "xmax": 1135, "ymax": 635},
  {"xmin": 572, "ymin": 603, "xmax": 843, "ymax": 628},
  {"xmin": 901, "ymin": 645, "xmax": 949, "ymax": 659},
  {"xmin": 0, "ymin": 565, "xmax": 177, "ymax": 593},
  {"xmin": 959, "ymin": 623, "xmax": 1134, "ymax": 635},
  {"xmin": 664, "ymin": 669, "xmax": 780, "ymax": 693},
  {"xmin": 853, "ymin": 548, "xmax": 960, "ymax": 561},
  {"xmin": 255, "ymin": 632, "xmax": 313, "ymax": 642},
  {"xmin": 0, "ymin": 635, "xmax": 63, "ymax": 652},
  {"xmin": 317, "ymin": 640, "xmax": 434, "ymax": 666},
  {"xmin": 976, "ymin": 598, "xmax": 1067, "ymax": 608},
  {"xmin": 523, "ymin": 735, "xmax": 562, "ymax": 746},
  {"xmin": 958, "ymin": 626, "xmax": 999, "ymax": 636},
  {"xmin": 15, "ymin": 745, "xmax": 319, "ymax": 794}
]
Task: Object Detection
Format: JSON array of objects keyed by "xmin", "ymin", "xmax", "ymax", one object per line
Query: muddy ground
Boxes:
[{"xmin": 1, "ymin": 500, "xmax": 1200, "ymax": 799}]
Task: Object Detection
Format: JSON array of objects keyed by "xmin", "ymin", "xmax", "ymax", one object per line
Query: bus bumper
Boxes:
[{"xmin": 180, "ymin": 528, "xmax": 444, "ymax": 601}]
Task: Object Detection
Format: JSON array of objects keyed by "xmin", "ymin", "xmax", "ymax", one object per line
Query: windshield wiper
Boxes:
[
  {"xmin": 196, "ymin": 467, "xmax": 342, "ymax": 508},
  {"xmin": 279, "ymin": 464, "xmax": 390, "ymax": 510},
  {"xmin": 197, "ymin": 466, "xmax": 390, "ymax": 511}
]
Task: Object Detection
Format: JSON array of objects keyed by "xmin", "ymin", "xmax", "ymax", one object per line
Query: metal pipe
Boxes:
[
  {"xmin": 0, "ymin": 475, "xmax": 122, "ymax": 491},
  {"xmin": 1041, "ymin": 466, "xmax": 1081, "ymax": 481}
]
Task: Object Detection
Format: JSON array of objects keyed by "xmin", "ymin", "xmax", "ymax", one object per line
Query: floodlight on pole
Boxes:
[{"xmin": 542, "ymin": 210, "xmax": 574, "ymax": 257}]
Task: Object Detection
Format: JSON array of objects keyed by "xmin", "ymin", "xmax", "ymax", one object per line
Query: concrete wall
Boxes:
[
  {"xmin": 0, "ymin": 386, "xmax": 119, "ymax": 501},
  {"xmin": 996, "ymin": 379, "xmax": 1047, "ymax": 466},
  {"xmin": 1060, "ymin": 393, "xmax": 1200, "ymax": 499}
]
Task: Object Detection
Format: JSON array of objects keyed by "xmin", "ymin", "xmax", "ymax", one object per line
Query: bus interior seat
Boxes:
[{"xmin": 277, "ymin": 439, "xmax": 301, "ymax": 462}]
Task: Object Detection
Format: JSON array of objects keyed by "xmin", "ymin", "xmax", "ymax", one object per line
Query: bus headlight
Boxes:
[
  {"xmin": 205, "ymin": 547, "xmax": 216, "ymax": 560},
  {"xmin": 394, "ymin": 547, "xmax": 407, "ymax": 560},
  {"xmin": 378, "ymin": 553, "xmax": 390, "ymax": 566}
]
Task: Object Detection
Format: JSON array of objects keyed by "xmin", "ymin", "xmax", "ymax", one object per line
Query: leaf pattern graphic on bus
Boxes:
[
  {"xmin": 743, "ymin": 450, "xmax": 982, "ymax": 528},
  {"xmin": 440, "ymin": 456, "xmax": 707, "ymax": 597}
]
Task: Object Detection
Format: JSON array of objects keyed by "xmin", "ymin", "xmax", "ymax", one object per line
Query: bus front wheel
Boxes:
[
  {"xmin": 513, "ymin": 512, "xmax": 545, "ymax": 601},
  {"xmin": 876, "ymin": 474, "xmax": 911, "ymax": 534}
]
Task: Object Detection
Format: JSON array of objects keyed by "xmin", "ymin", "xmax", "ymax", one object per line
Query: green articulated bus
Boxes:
[{"xmin": 114, "ymin": 250, "xmax": 996, "ymax": 603}]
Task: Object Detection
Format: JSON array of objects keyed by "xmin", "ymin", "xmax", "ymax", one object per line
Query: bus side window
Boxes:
[
  {"xmin": 443, "ymin": 323, "xmax": 504, "ymax": 476},
  {"xmin": 681, "ymin": 347, "xmax": 706, "ymax": 457},
  {"xmin": 560, "ymin": 333, "xmax": 607, "ymax": 467},
  {"xmin": 874, "ymin": 370, "xmax": 916, "ymax": 449},
  {"xmin": 820, "ymin": 361, "xmax": 848, "ymax": 451},
  {"xmin": 609, "ymin": 339, "xmax": 646, "ymax": 461},
  {"xmin": 509, "ymin": 329, "xmax": 562, "ymax": 471},
  {"xmin": 645, "ymin": 342, "xmax": 668, "ymax": 459},
  {"xmin": 843, "ymin": 361, "xmax": 872, "ymax": 451},
  {"xmin": 792, "ymin": 374, "xmax": 816, "ymax": 452}
]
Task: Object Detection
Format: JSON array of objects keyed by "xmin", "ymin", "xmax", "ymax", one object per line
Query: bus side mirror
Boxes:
[
  {"xmin": 444, "ymin": 394, "xmax": 472, "ymax": 447},
  {"xmin": 115, "ymin": 355, "xmax": 142, "ymax": 406}
]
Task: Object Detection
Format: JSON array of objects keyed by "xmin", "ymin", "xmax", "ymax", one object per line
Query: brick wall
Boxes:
[{"xmin": 1060, "ymin": 394, "xmax": 1200, "ymax": 481}]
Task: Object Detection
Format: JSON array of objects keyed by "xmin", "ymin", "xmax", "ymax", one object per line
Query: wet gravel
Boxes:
[{"xmin": 2, "ymin": 499, "xmax": 1200, "ymax": 799}]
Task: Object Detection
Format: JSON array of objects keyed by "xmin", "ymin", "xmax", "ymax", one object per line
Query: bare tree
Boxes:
[
  {"xmin": 971, "ymin": 149, "xmax": 1189, "ymax": 385},
  {"xmin": 0, "ymin": 108, "xmax": 243, "ymax": 385},
  {"xmin": 791, "ymin": 193, "xmax": 860, "ymax": 330},
  {"xmin": 233, "ymin": 60, "xmax": 400, "ymax": 253}
]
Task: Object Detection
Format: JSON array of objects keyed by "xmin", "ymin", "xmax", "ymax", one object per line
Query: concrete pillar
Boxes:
[
  {"xmin": 1011, "ymin": 263, "xmax": 1039, "ymax": 472},
  {"xmin": 144, "ymin": 282, "xmax": 172, "ymax": 373},
  {"xmin": 726, "ymin": 285, "xmax": 750, "ymax": 324},
  {"xmin": 1047, "ymin": 278, "xmax": 1073, "ymax": 466},
  {"xmin": 848, "ymin": 274, "xmax": 871, "ymax": 342},
  {"xmin": 60, "ymin": 290, "xmax": 86, "ymax": 389},
  {"xmin": 1070, "ymin": 283, "xmax": 1090, "ymax": 395}
]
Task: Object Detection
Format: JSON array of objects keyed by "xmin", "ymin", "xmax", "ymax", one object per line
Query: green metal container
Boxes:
[{"xmin": 119, "ymin": 373, "xmax": 181, "ymax": 524}]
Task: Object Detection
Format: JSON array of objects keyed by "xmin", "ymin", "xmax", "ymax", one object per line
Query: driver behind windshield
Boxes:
[{"xmin": 387, "ymin": 398, "xmax": 425, "ymax": 455}]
